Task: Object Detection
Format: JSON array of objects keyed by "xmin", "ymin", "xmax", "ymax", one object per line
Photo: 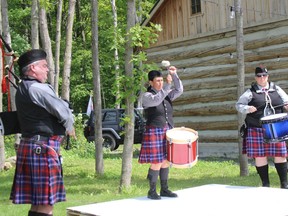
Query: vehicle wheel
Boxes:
[
  {"xmin": 102, "ymin": 133, "xmax": 116, "ymax": 151},
  {"xmin": 113, "ymin": 143, "xmax": 120, "ymax": 151}
]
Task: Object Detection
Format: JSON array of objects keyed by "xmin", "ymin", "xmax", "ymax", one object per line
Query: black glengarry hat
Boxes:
[
  {"xmin": 18, "ymin": 49, "xmax": 47, "ymax": 72},
  {"xmin": 255, "ymin": 67, "xmax": 268, "ymax": 76}
]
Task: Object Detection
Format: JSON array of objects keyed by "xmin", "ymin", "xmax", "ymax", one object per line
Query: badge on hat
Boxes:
[{"xmin": 255, "ymin": 67, "xmax": 268, "ymax": 76}]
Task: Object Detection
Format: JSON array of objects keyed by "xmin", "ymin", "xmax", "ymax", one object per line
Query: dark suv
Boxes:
[{"xmin": 84, "ymin": 108, "xmax": 145, "ymax": 150}]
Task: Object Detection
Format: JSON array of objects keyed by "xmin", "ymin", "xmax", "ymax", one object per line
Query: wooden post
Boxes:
[{"xmin": 235, "ymin": 0, "xmax": 249, "ymax": 176}]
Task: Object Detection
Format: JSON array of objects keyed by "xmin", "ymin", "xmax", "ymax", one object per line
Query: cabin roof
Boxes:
[{"xmin": 142, "ymin": 0, "xmax": 164, "ymax": 26}]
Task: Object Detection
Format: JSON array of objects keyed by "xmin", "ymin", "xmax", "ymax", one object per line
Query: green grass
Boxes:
[{"xmin": 0, "ymin": 144, "xmax": 283, "ymax": 216}]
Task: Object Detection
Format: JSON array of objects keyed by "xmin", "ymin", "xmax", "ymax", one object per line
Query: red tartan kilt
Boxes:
[
  {"xmin": 244, "ymin": 127, "xmax": 288, "ymax": 157},
  {"xmin": 10, "ymin": 136, "xmax": 65, "ymax": 205},
  {"xmin": 138, "ymin": 125, "xmax": 169, "ymax": 164}
]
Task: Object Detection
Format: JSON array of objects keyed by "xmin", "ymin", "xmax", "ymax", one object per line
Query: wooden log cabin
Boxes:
[{"xmin": 142, "ymin": 0, "xmax": 288, "ymax": 158}]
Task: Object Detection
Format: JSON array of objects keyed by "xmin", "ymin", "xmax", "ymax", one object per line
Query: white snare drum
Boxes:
[{"xmin": 166, "ymin": 127, "xmax": 199, "ymax": 168}]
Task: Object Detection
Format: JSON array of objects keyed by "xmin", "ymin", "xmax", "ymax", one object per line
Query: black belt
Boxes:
[
  {"xmin": 22, "ymin": 135, "xmax": 50, "ymax": 142},
  {"xmin": 21, "ymin": 135, "xmax": 62, "ymax": 155},
  {"xmin": 22, "ymin": 135, "xmax": 50, "ymax": 154}
]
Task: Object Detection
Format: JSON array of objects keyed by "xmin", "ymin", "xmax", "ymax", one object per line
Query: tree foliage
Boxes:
[{"xmin": 5, "ymin": 0, "xmax": 159, "ymax": 113}]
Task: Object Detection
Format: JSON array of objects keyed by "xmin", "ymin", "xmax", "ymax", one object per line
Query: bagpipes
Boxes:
[
  {"xmin": 0, "ymin": 34, "xmax": 20, "ymax": 113},
  {"xmin": 0, "ymin": 34, "xmax": 20, "ymax": 93}
]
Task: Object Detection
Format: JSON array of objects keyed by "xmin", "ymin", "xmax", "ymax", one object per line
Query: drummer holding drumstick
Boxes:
[
  {"xmin": 236, "ymin": 66, "xmax": 288, "ymax": 188},
  {"xmin": 138, "ymin": 63, "xmax": 183, "ymax": 200}
]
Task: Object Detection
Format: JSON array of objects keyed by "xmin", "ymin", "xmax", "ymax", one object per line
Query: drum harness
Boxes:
[
  {"xmin": 254, "ymin": 84, "xmax": 288, "ymax": 115},
  {"xmin": 262, "ymin": 88, "xmax": 275, "ymax": 117}
]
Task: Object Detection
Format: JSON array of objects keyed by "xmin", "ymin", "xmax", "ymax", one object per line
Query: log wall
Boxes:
[
  {"xmin": 146, "ymin": 0, "xmax": 288, "ymax": 47},
  {"xmin": 144, "ymin": 18, "xmax": 288, "ymax": 158}
]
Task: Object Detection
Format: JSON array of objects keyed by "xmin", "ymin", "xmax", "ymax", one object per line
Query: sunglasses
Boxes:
[{"xmin": 256, "ymin": 74, "xmax": 268, "ymax": 77}]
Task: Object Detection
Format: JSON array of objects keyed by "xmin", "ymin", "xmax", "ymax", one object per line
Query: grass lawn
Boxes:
[{"xmin": 0, "ymin": 144, "xmax": 283, "ymax": 216}]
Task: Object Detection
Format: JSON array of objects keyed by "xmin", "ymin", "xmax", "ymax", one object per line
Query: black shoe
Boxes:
[
  {"xmin": 148, "ymin": 190, "xmax": 161, "ymax": 200},
  {"xmin": 160, "ymin": 189, "xmax": 178, "ymax": 198},
  {"xmin": 281, "ymin": 184, "xmax": 288, "ymax": 189}
]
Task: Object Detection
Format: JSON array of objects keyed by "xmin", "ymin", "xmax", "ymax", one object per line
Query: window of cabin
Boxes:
[{"xmin": 191, "ymin": 0, "xmax": 201, "ymax": 15}]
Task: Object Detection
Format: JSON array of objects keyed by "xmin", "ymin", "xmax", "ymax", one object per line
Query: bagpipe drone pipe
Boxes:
[{"xmin": 0, "ymin": 34, "xmax": 20, "ymax": 92}]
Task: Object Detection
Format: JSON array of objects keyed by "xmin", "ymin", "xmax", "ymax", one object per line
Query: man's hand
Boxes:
[
  {"xmin": 248, "ymin": 106, "xmax": 257, "ymax": 113},
  {"xmin": 67, "ymin": 128, "xmax": 76, "ymax": 139},
  {"xmin": 168, "ymin": 66, "xmax": 177, "ymax": 75}
]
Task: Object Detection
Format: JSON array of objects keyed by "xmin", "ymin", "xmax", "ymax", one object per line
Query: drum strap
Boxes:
[{"xmin": 263, "ymin": 89, "xmax": 275, "ymax": 116}]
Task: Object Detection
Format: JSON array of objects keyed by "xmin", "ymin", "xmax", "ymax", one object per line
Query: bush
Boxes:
[{"xmin": 63, "ymin": 113, "xmax": 96, "ymax": 158}]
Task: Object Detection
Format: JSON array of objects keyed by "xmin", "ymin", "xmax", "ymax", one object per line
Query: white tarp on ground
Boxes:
[{"xmin": 67, "ymin": 184, "xmax": 288, "ymax": 216}]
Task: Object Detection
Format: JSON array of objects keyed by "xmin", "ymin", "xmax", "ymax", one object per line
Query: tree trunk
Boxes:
[
  {"xmin": 31, "ymin": 0, "xmax": 39, "ymax": 49},
  {"xmin": 91, "ymin": 0, "xmax": 104, "ymax": 175},
  {"xmin": 110, "ymin": 0, "xmax": 120, "ymax": 109},
  {"xmin": 39, "ymin": 7, "xmax": 55, "ymax": 87},
  {"xmin": 54, "ymin": 0, "xmax": 63, "ymax": 95},
  {"xmin": 61, "ymin": 0, "xmax": 76, "ymax": 101},
  {"xmin": 235, "ymin": 0, "xmax": 249, "ymax": 176},
  {"xmin": 136, "ymin": 0, "xmax": 143, "ymax": 110},
  {"xmin": 76, "ymin": 0, "xmax": 86, "ymax": 44},
  {"xmin": 120, "ymin": 0, "xmax": 136, "ymax": 190},
  {"xmin": 0, "ymin": 0, "xmax": 4, "ymax": 170}
]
